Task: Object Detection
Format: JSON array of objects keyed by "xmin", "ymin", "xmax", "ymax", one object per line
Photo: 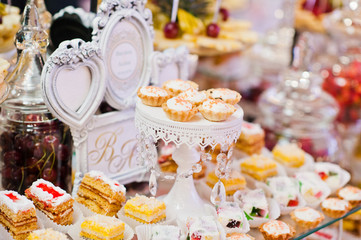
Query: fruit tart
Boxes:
[
  {"xmin": 337, "ymin": 186, "xmax": 361, "ymax": 207},
  {"xmin": 162, "ymin": 97, "xmax": 198, "ymax": 122},
  {"xmin": 237, "ymin": 189, "xmax": 270, "ymax": 220},
  {"xmin": 259, "ymin": 220, "xmax": 295, "ymax": 240},
  {"xmin": 321, "ymin": 198, "xmax": 352, "ymax": 218},
  {"xmin": 295, "ymin": 172, "xmax": 331, "ymax": 207},
  {"xmin": 137, "ymin": 86, "xmax": 171, "ymax": 107},
  {"xmin": 162, "ymin": 79, "xmax": 198, "ymax": 96},
  {"xmin": 266, "ymin": 176, "xmax": 302, "ymax": 209},
  {"xmin": 206, "ymin": 88, "xmax": 241, "ymax": 105},
  {"xmin": 198, "ymin": 99, "xmax": 236, "ymax": 122},
  {"xmin": 216, "ymin": 202, "xmax": 249, "ymax": 234},
  {"xmin": 315, "ymin": 162, "xmax": 350, "ymax": 193},
  {"xmin": 290, "ymin": 207, "xmax": 324, "ymax": 229}
]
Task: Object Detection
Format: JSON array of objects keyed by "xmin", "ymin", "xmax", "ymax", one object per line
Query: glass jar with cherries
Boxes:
[{"xmin": 0, "ymin": 2, "xmax": 72, "ymax": 193}]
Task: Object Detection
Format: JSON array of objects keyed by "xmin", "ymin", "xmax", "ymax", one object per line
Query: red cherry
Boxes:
[
  {"xmin": 41, "ymin": 168, "xmax": 57, "ymax": 182},
  {"xmin": 26, "ymin": 157, "xmax": 41, "ymax": 174},
  {"xmin": 57, "ymin": 144, "xmax": 70, "ymax": 162},
  {"xmin": 219, "ymin": 8, "xmax": 229, "ymax": 21},
  {"xmin": 3, "ymin": 150, "xmax": 23, "ymax": 166},
  {"xmin": 206, "ymin": 23, "xmax": 220, "ymax": 38},
  {"xmin": 33, "ymin": 143, "xmax": 44, "ymax": 159},
  {"xmin": 42, "ymin": 135, "xmax": 60, "ymax": 152},
  {"xmin": 163, "ymin": 22, "xmax": 179, "ymax": 39},
  {"xmin": 287, "ymin": 199, "xmax": 299, "ymax": 207}
]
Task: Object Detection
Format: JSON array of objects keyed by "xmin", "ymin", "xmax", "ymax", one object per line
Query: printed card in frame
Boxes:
[
  {"xmin": 93, "ymin": 0, "xmax": 154, "ymax": 110},
  {"xmin": 86, "ymin": 109, "xmax": 147, "ymax": 184}
]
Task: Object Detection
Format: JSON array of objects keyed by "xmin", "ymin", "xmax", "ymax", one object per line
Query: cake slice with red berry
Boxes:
[
  {"xmin": 0, "ymin": 190, "xmax": 38, "ymax": 240},
  {"xmin": 76, "ymin": 170, "xmax": 126, "ymax": 216},
  {"xmin": 186, "ymin": 216, "xmax": 220, "ymax": 240},
  {"xmin": 25, "ymin": 179, "xmax": 74, "ymax": 225}
]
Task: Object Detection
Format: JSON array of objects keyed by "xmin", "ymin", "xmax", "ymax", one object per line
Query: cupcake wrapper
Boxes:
[
  {"xmin": 135, "ymin": 225, "xmax": 187, "ymax": 240},
  {"xmin": 198, "ymin": 105, "xmax": 235, "ymax": 122},
  {"xmin": 162, "ymin": 103, "xmax": 198, "ymax": 122},
  {"xmin": 137, "ymin": 88, "xmax": 171, "ymax": 107},
  {"xmin": 35, "ymin": 204, "xmax": 83, "ymax": 234}
]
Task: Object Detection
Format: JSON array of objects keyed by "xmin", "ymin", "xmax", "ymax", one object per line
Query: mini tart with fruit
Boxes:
[
  {"xmin": 162, "ymin": 79, "xmax": 198, "ymax": 96},
  {"xmin": 177, "ymin": 88, "xmax": 207, "ymax": 106},
  {"xmin": 206, "ymin": 88, "xmax": 241, "ymax": 105},
  {"xmin": 266, "ymin": 176, "xmax": 301, "ymax": 208},
  {"xmin": 162, "ymin": 97, "xmax": 198, "ymax": 122},
  {"xmin": 198, "ymin": 99, "xmax": 236, "ymax": 122},
  {"xmin": 259, "ymin": 220, "xmax": 295, "ymax": 240},
  {"xmin": 290, "ymin": 207, "xmax": 324, "ymax": 229},
  {"xmin": 226, "ymin": 233, "xmax": 255, "ymax": 240},
  {"xmin": 337, "ymin": 186, "xmax": 361, "ymax": 207},
  {"xmin": 137, "ymin": 86, "xmax": 171, "ymax": 107},
  {"xmin": 321, "ymin": 198, "xmax": 352, "ymax": 218}
]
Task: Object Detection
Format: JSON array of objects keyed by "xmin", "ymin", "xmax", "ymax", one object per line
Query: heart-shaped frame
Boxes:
[{"xmin": 41, "ymin": 39, "xmax": 106, "ymax": 133}]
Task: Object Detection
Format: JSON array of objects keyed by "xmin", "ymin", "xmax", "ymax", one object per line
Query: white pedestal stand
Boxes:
[{"xmin": 135, "ymin": 101, "xmax": 243, "ymax": 221}]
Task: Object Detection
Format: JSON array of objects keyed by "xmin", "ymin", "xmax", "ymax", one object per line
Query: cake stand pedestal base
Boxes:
[{"xmin": 162, "ymin": 144, "xmax": 206, "ymax": 220}]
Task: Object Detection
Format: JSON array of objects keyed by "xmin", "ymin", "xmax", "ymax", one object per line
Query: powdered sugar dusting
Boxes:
[
  {"xmin": 87, "ymin": 171, "xmax": 126, "ymax": 194},
  {"xmin": 29, "ymin": 179, "xmax": 72, "ymax": 206},
  {"xmin": 0, "ymin": 190, "xmax": 35, "ymax": 213}
]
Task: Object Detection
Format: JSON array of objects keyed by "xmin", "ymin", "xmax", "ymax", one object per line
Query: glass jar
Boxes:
[
  {"xmin": 0, "ymin": 2, "xmax": 72, "ymax": 193},
  {"xmin": 258, "ymin": 68, "xmax": 343, "ymax": 163}
]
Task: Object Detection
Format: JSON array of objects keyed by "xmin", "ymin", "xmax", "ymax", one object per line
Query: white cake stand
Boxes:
[{"xmin": 135, "ymin": 101, "xmax": 243, "ymax": 220}]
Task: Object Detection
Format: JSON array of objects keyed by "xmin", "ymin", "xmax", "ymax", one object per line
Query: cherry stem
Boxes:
[
  {"xmin": 212, "ymin": 0, "xmax": 222, "ymax": 23},
  {"xmin": 18, "ymin": 168, "xmax": 24, "ymax": 193},
  {"xmin": 171, "ymin": 0, "xmax": 180, "ymax": 23}
]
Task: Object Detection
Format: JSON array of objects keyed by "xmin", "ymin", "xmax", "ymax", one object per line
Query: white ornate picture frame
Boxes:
[
  {"xmin": 41, "ymin": 39, "xmax": 106, "ymax": 173},
  {"xmin": 92, "ymin": 0, "xmax": 154, "ymax": 110}
]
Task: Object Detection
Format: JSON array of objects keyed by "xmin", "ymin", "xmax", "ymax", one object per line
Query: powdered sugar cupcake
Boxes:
[
  {"xmin": 337, "ymin": 186, "xmax": 361, "ymax": 207},
  {"xmin": 162, "ymin": 79, "xmax": 198, "ymax": 96},
  {"xmin": 177, "ymin": 88, "xmax": 207, "ymax": 106},
  {"xmin": 198, "ymin": 99, "xmax": 236, "ymax": 122},
  {"xmin": 321, "ymin": 198, "xmax": 352, "ymax": 218},
  {"xmin": 162, "ymin": 97, "xmax": 198, "ymax": 122},
  {"xmin": 290, "ymin": 207, "xmax": 324, "ymax": 229},
  {"xmin": 207, "ymin": 88, "xmax": 241, "ymax": 105},
  {"xmin": 259, "ymin": 220, "xmax": 295, "ymax": 240},
  {"xmin": 137, "ymin": 86, "xmax": 171, "ymax": 107}
]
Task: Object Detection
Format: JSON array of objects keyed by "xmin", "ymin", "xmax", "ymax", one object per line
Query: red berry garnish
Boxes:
[
  {"xmin": 206, "ymin": 23, "xmax": 220, "ymax": 38},
  {"xmin": 226, "ymin": 219, "xmax": 241, "ymax": 228},
  {"xmin": 287, "ymin": 199, "xmax": 299, "ymax": 207},
  {"xmin": 163, "ymin": 22, "xmax": 179, "ymax": 39},
  {"xmin": 318, "ymin": 171, "xmax": 328, "ymax": 180},
  {"xmin": 191, "ymin": 233, "xmax": 202, "ymax": 240},
  {"xmin": 219, "ymin": 8, "xmax": 229, "ymax": 21},
  {"xmin": 315, "ymin": 191, "xmax": 323, "ymax": 198},
  {"xmin": 26, "ymin": 157, "xmax": 41, "ymax": 174}
]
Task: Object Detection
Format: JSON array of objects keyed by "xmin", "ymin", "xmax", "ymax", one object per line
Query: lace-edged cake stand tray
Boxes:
[{"xmin": 135, "ymin": 101, "xmax": 243, "ymax": 221}]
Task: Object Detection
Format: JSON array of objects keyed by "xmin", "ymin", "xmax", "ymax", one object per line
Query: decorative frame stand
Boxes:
[
  {"xmin": 92, "ymin": 0, "xmax": 154, "ymax": 110},
  {"xmin": 151, "ymin": 46, "xmax": 189, "ymax": 86}
]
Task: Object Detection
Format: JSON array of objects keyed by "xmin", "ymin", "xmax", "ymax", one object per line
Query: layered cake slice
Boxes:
[
  {"xmin": 206, "ymin": 170, "xmax": 246, "ymax": 196},
  {"xmin": 123, "ymin": 195, "xmax": 166, "ymax": 224},
  {"xmin": 236, "ymin": 121, "xmax": 265, "ymax": 155},
  {"xmin": 80, "ymin": 214, "xmax": 125, "ymax": 240},
  {"xmin": 0, "ymin": 190, "xmax": 38, "ymax": 240},
  {"xmin": 76, "ymin": 170, "xmax": 126, "ymax": 216},
  {"xmin": 240, "ymin": 154, "xmax": 278, "ymax": 181},
  {"xmin": 25, "ymin": 179, "xmax": 74, "ymax": 225}
]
